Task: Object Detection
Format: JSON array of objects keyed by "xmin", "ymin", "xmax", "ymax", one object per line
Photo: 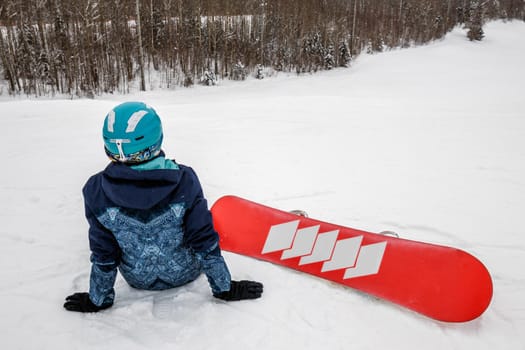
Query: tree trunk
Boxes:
[{"xmin": 136, "ymin": 0, "xmax": 146, "ymax": 91}]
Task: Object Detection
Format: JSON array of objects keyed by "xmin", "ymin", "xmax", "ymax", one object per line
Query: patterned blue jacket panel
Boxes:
[{"xmin": 83, "ymin": 161, "xmax": 231, "ymax": 306}]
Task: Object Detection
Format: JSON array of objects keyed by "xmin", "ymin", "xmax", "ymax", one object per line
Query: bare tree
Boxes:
[
  {"xmin": 136, "ymin": 0, "xmax": 146, "ymax": 90},
  {"xmin": 0, "ymin": 0, "xmax": 524, "ymax": 96}
]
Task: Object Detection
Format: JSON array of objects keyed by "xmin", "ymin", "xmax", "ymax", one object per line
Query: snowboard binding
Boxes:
[{"xmin": 289, "ymin": 210, "xmax": 308, "ymax": 217}]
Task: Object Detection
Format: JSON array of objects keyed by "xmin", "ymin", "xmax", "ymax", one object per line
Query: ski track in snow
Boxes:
[{"xmin": 1, "ymin": 21, "xmax": 525, "ymax": 350}]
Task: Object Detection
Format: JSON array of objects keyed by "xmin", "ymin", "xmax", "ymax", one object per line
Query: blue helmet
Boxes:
[{"xmin": 102, "ymin": 102, "xmax": 163, "ymax": 163}]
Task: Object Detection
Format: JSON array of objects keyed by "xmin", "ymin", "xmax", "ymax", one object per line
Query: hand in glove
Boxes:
[
  {"xmin": 214, "ymin": 280, "xmax": 263, "ymax": 301},
  {"xmin": 63, "ymin": 292, "xmax": 112, "ymax": 313}
]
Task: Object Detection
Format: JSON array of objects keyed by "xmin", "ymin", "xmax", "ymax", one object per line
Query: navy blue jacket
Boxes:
[{"xmin": 83, "ymin": 160, "xmax": 231, "ymax": 306}]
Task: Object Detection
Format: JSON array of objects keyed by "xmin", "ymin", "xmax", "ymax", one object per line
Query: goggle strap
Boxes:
[{"xmin": 115, "ymin": 140, "xmax": 127, "ymax": 161}]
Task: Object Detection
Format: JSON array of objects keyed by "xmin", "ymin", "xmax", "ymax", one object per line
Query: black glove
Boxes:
[
  {"xmin": 214, "ymin": 280, "xmax": 263, "ymax": 301},
  {"xmin": 63, "ymin": 292, "xmax": 112, "ymax": 313}
]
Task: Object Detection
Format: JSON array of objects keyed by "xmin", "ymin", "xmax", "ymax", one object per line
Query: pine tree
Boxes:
[
  {"xmin": 255, "ymin": 64, "xmax": 264, "ymax": 79},
  {"xmin": 466, "ymin": 0, "xmax": 485, "ymax": 41},
  {"xmin": 324, "ymin": 45, "xmax": 335, "ymax": 70},
  {"xmin": 338, "ymin": 40, "xmax": 351, "ymax": 67},
  {"xmin": 232, "ymin": 61, "xmax": 247, "ymax": 80},
  {"xmin": 200, "ymin": 70, "xmax": 217, "ymax": 85}
]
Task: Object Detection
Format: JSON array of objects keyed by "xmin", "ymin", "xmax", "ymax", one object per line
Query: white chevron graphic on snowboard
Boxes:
[{"xmin": 262, "ymin": 220, "xmax": 387, "ymax": 279}]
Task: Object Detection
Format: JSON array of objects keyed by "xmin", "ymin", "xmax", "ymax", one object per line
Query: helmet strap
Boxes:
[{"xmin": 114, "ymin": 139, "xmax": 128, "ymax": 161}]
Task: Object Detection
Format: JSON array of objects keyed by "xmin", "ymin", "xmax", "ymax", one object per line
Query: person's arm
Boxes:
[
  {"xmin": 64, "ymin": 203, "xmax": 120, "ymax": 312},
  {"xmin": 184, "ymin": 189, "xmax": 232, "ymax": 295},
  {"xmin": 183, "ymin": 169, "xmax": 263, "ymax": 300}
]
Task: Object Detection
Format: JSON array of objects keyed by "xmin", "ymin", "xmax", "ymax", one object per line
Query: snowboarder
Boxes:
[{"xmin": 64, "ymin": 101, "xmax": 263, "ymax": 312}]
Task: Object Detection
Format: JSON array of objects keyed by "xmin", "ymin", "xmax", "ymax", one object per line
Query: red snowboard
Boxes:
[{"xmin": 211, "ymin": 195, "xmax": 492, "ymax": 322}]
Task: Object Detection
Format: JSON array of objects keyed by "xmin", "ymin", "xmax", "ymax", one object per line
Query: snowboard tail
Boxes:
[{"xmin": 211, "ymin": 195, "xmax": 492, "ymax": 322}]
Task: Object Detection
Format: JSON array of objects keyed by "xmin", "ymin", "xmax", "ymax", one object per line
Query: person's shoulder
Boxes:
[
  {"xmin": 176, "ymin": 163, "xmax": 198, "ymax": 177},
  {"xmin": 175, "ymin": 163, "xmax": 203, "ymax": 189},
  {"xmin": 82, "ymin": 165, "xmax": 110, "ymax": 194}
]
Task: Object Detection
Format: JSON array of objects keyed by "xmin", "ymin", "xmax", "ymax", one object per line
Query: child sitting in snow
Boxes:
[{"xmin": 64, "ymin": 101, "xmax": 263, "ymax": 312}]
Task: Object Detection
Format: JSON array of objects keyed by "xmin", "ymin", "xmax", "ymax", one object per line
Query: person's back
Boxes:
[{"xmin": 64, "ymin": 102, "xmax": 263, "ymax": 313}]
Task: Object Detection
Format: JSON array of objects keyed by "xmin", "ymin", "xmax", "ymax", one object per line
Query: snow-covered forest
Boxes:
[
  {"xmin": 1, "ymin": 0, "xmax": 524, "ymax": 97},
  {"xmin": 1, "ymin": 19, "xmax": 524, "ymax": 350}
]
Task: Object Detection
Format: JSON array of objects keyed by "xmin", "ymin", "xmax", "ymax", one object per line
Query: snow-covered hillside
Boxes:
[{"xmin": 1, "ymin": 21, "xmax": 524, "ymax": 350}]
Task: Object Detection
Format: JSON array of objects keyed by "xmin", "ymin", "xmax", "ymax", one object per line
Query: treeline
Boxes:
[{"xmin": 0, "ymin": 0, "xmax": 523, "ymax": 97}]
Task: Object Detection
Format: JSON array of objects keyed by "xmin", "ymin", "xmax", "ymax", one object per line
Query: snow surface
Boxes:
[{"xmin": 1, "ymin": 20, "xmax": 524, "ymax": 350}]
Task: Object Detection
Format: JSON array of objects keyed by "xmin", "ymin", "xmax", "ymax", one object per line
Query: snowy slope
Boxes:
[{"xmin": 1, "ymin": 21, "xmax": 524, "ymax": 350}]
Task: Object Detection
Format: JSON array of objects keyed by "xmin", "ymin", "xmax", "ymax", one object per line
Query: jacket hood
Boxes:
[{"xmin": 101, "ymin": 162, "xmax": 182, "ymax": 210}]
